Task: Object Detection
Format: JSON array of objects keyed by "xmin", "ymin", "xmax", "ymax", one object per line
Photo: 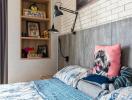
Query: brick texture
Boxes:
[{"xmin": 55, "ymin": 0, "xmax": 132, "ymax": 34}]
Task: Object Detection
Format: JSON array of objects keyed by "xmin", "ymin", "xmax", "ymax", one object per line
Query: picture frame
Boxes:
[
  {"xmin": 37, "ymin": 45, "xmax": 48, "ymax": 57},
  {"xmin": 76, "ymin": 0, "xmax": 96, "ymax": 10},
  {"xmin": 26, "ymin": 21, "xmax": 40, "ymax": 37}
]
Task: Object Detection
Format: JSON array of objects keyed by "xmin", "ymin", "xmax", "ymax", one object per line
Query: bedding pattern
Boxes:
[
  {"xmin": 98, "ymin": 86, "xmax": 132, "ymax": 100},
  {"xmin": 0, "ymin": 82, "xmax": 43, "ymax": 100},
  {"xmin": 34, "ymin": 78, "xmax": 92, "ymax": 100},
  {"xmin": 0, "ymin": 78, "xmax": 92, "ymax": 100}
]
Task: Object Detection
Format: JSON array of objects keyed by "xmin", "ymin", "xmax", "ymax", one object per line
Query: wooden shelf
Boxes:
[
  {"xmin": 21, "ymin": 57, "xmax": 50, "ymax": 60},
  {"xmin": 21, "ymin": 16, "xmax": 50, "ymax": 22},
  {"xmin": 23, "ymin": 0, "xmax": 49, "ymax": 4},
  {"xmin": 21, "ymin": 37, "xmax": 49, "ymax": 41},
  {"xmin": 21, "ymin": 0, "xmax": 51, "ymax": 59}
]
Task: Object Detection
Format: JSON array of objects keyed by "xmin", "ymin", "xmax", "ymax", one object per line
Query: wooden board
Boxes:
[{"xmin": 58, "ymin": 17, "xmax": 132, "ymax": 69}]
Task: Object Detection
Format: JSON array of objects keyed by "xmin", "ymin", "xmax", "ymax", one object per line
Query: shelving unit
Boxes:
[
  {"xmin": 21, "ymin": 0, "xmax": 51, "ymax": 59},
  {"xmin": 21, "ymin": 16, "xmax": 50, "ymax": 22},
  {"xmin": 23, "ymin": 0, "xmax": 49, "ymax": 4},
  {"xmin": 21, "ymin": 37, "xmax": 49, "ymax": 40}
]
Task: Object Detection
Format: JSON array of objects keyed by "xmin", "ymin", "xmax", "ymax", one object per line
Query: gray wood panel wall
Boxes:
[{"xmin": 58, "ymin": 17, "xmax": 132, "ymax": 69}]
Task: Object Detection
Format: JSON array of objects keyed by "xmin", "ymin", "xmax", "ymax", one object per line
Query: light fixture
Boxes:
[
  {"xmin": 48, "ymin": 24, "xmax": 59, "ymax": 33},
  {"xmin": 48, "ymin": 2, "xmax": 79, "ymax": 63},
  {"xmin": 54, "ymin": 5, "xmax": 63, "ymax": 17},
  {"xmin": 48, "ymin": 3, "xmax": 78, "ymax": 35},
  {"xmin": 48, "ymin": 3, "xmax": 60, "ymax": 33}
]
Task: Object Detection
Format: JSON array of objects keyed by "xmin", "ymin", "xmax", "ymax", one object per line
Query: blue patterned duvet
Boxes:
[
  {"xmin": 99, "ymin": 86, "xmax": 132, "ymax": 100},
  {"xmin": 0, "ymin": 78, "xmax": 92, "ymax": 100},
  {"xmin": 0, "ymin": 82, "xmax": 43, "ymax": 100}
]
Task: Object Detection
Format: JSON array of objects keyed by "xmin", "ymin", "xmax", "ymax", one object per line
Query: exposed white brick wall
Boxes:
[{"xmin": 55, "ymin": 0, "xmax": 132, "ymax": 35}]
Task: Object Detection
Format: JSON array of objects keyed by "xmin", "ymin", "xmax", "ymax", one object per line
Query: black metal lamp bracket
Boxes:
[
  {"xmin": 71, "ymin": 12, "xmax": 78, "ymax": 35},
  {"xmin": 59, "ymin": 7, "xmax": 78, "ymax": 35}
]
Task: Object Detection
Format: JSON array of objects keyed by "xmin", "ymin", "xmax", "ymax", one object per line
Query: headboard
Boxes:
[{"xmin": 58, "ymin": 17, "xmax": 132, "ymax": 69}]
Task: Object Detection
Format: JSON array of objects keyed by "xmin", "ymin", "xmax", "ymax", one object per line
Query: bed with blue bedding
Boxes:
[
  {"xmin": 1, "ymin": 65, "xmax": 132, "ymax": 100},
  {"xmin": 0, "ymin": 78, "xmax": 92, "ymax": 100}
]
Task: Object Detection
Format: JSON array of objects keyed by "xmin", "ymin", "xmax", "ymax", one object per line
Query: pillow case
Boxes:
[
  {"xmin": 82, "ymin": 74, "xmax": 112, "ymax": 87},
  {"xmin": 54, "ymin": 65, "xmax": 88, "ymax": 87},
  {"xmin": 93, "ymin": 44, "xmax": 121, "ymax": 78},
  {"xmin": 77, "ymin": 79, "xmax": 103, "ymax": 99}
]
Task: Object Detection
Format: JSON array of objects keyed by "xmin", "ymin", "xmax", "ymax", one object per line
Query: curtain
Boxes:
[{"xmin": 0, "ymin": 0, "xmax": 8, "ymax": 84}]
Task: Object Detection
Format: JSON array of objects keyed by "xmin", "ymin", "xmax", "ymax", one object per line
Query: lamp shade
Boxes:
[
  {"xmin": 48, "ymin": 24, "xmax": 59, "ymax": 33},
  {"xmin": 54, "ymin": 5, "xmax": 63, "ymax": 17}
]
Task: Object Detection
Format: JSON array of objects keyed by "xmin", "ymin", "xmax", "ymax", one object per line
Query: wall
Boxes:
[
  {"xmin": 8, "ymin": 0, "xmax": 58, "ymax": 83},
  {"xmin": 59, "ymin": 17, "xmax": 132, "ymax": 69},
  {"xmin": 58, "ymin": 0, "xmax": 132, "ymax": 34}
]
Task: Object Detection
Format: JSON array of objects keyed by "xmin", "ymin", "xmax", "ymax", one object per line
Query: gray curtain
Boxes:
[{"xmin": 0, "ymin": 0, "xmax": 8, "ymax": 84}]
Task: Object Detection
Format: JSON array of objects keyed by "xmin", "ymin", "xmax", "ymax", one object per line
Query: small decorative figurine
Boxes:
[
  {"xmin": 29, "ymin": 3, "xmax": 39, "ymax": 13},
  {"xmin": 41, "ymin": 30, "xmax": 49, "ymax": 39}
]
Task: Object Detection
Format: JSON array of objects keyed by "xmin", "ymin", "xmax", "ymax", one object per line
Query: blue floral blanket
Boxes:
[{"xmin": 0, "ymin": 78, "xmax": 92, "ymax": 100}]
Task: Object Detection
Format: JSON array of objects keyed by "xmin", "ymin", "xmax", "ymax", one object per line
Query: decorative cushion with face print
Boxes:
[{"xmin": 93, "ymin": 44, "xmax": 121, "ymax": 78}]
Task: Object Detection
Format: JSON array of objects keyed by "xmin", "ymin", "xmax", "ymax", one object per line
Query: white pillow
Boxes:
[
  {"xmin": 54, "ymin": 65, "xmax": 88, "ymax": 87},
  {"xmin": 77, "ymin": 80, "xmax": 103, "ymax": 98}
]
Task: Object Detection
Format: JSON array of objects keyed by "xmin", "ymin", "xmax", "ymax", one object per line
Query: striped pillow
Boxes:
[
  {"xmin": 114, "ymin": 76, "xmax": 128, "ymax": 89},
  {"xmin": 121, "ymin": 67, "xmax": 132, "ymax": 78},
  {"xmin": 114, "ymin": 67, "xmax": 132, "ymax": 89}
]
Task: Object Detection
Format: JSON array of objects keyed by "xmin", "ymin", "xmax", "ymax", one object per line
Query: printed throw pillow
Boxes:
[
  {"xmin": 93, "ymin": 44, "xmax": 121, "ymax": 78},
  {"xmin": 54, "ymin": 65, "xmax": 88, "ymax": 87}
]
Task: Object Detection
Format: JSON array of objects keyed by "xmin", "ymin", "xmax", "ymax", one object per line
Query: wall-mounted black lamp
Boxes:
[
  {"xmin": 54, "ymin": 5, "xmax": 78, "ymax": 35},
  {"xmin": 48, "ymin": 3, "xmax": 78, "ymax": 62},
  {"xmin": 48, "ymin": 3, "xmax": 78, "ymax": 35}
]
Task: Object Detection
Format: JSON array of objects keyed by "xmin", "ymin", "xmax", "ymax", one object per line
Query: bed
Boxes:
[
  {"xmin": 0, "ymin": 65, "xmax": 93, "ymax": 100},
  {"xmin": 1, "ymin": 65, "xmax": 132, "ymax": 100},
  {"xmin": 0, "ymin": 78, "xmax": 92, "ymax": 100},
  {"xmin": 1, "ymin": 78, "xmax": 132, "ymax": 100}
]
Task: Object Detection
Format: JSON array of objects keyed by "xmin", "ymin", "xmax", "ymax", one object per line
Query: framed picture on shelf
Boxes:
[
  {"xmin": 37, "ymin": 45, "xmax": 48, "ymax": 57},
  {"xmin": 26, "ymin": 21, "xmax": 40, "ymax": 37}
]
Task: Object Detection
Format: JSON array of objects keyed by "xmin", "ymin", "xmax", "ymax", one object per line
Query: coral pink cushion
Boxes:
[{"xmin": 95, "ymin": 44, "xmax": 121, "ymax": 78}]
